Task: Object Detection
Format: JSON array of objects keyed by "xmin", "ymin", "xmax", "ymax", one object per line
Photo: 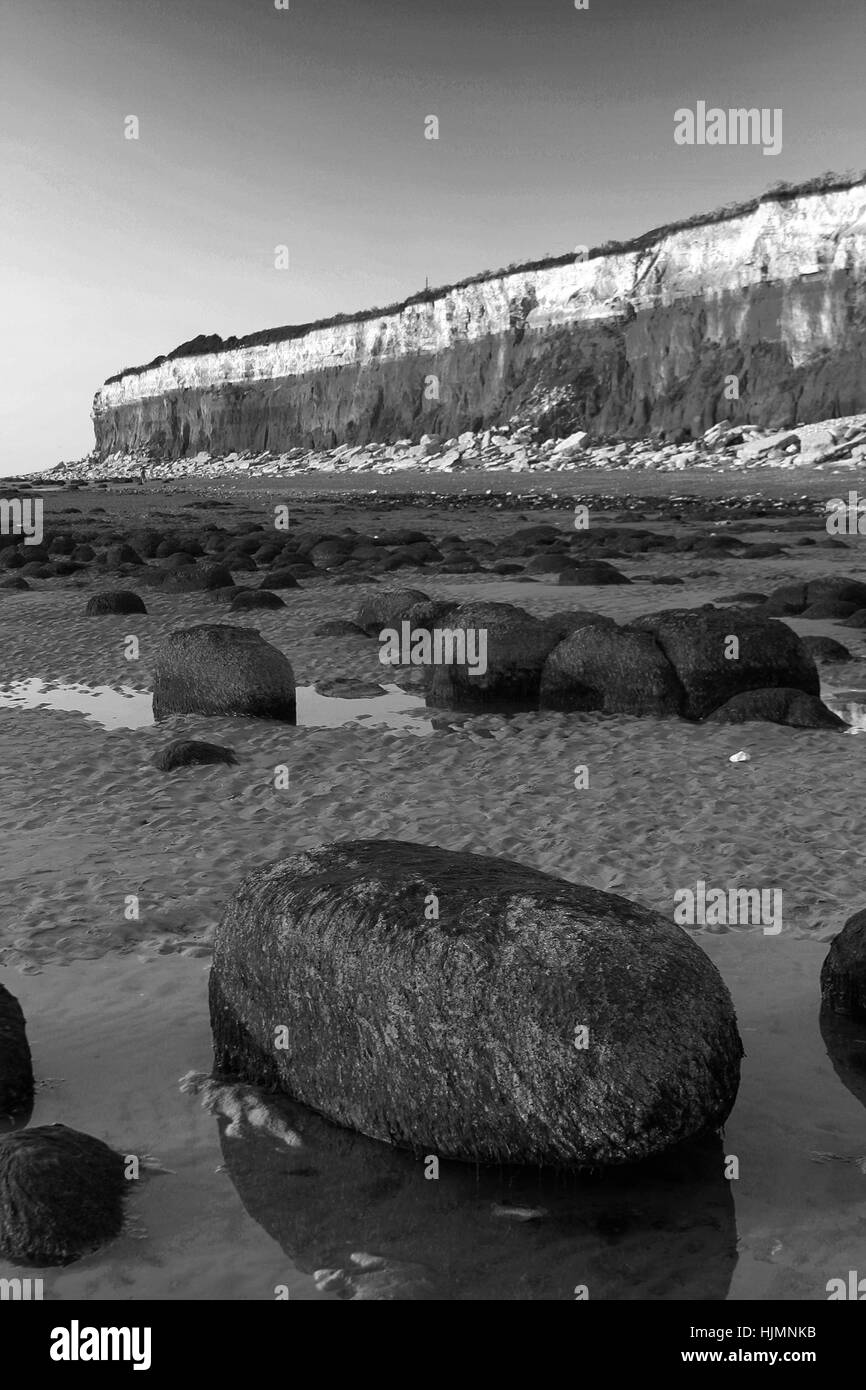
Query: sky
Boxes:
[{"xmin": 2, "ymin": 0, "xmax": 864, "ymax": 473}]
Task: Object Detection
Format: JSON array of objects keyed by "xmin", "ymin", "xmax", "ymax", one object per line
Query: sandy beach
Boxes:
[{"xmin": 0, "ymin": 472, "xmax": 865, "ymax": 1299}]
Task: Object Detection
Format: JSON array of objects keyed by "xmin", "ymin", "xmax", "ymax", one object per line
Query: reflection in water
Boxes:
[
  {"xmin": 820, "ymin": 1005, "xmax": 866, "ymax": 1110},
  {"xmin": 821, "ymin": 691, "xmax": 866, "ymax": 733},
  {"xmin": 0, "ymin": 679, "xmax": 433, "ymax": 735},
  {"xmin": 210, "ymin": 1083, "xmax": 737, "ymax": 1301}
]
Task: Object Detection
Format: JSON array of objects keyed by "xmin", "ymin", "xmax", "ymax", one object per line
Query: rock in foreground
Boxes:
[
  {"xmin": 0, "ymin": 1125, "xmax": 127, "ymax": 1265},
  {"xmin": 0, "ymin": 984, "xmax": 34, "ymax": 1128},
  {"xmin": 151, "ymin": 738, "xmax": 238, "ymax": 772},
  {"xmin": 152, "ymin": 624, "xmax": 296, "ymax": 722},
  {"xmin": 821, "ymin": 909, "xmax": 866, "ymax": 1019},
  {"xmin": 210, "ymin": 840, "xmax": 743, "ymax": 1167}
]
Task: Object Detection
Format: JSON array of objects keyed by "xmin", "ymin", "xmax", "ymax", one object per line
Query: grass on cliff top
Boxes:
[{"xmin": 105, "ymin": 169, "xmax": 865, "ymax": 386}]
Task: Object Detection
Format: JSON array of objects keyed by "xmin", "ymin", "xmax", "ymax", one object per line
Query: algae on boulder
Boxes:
[
  {"xmin": 210, "ymin": 840, "xmax": 742, "ymax": 1167},
  {"xmin": 631, "ymin": 606, "xmax": 820, "ymax": 719},
  {"xmin": 0, "ymin": 1125, "xmax": 127, "ymax": 1266},
  {"xmin": 0, "ymin": 983, "xmax": 34, "ymax": 1129},
  {"xmin": 821, "ymin": 909, "xmax": 866, "ymax": 1019},
  {"xmin": 152, "ymin": 624, "xmax": 296, "ymax": 722},
  {"xmin": 425, "ymin": 601, "xmax": 560, "ymax": 712},
  {"xmin": 540, "ymin": 625, "xmax": 685, "ymax": 716}
]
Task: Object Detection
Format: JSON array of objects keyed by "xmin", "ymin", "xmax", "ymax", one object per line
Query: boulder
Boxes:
[
  {"xmin": 524, "ymin": 552, "xmax": 572, "ymax": 575},
  {"xmin": 151, "ymin": 739, "xmax": 238, "ymax": 772},
  {"xmin": 630, "ymin": 607, "xmax": 819, "ymax": 719},
  {"xmin": 104, "ymin": 544, "xmax": 143, "ymax": 567},
  {"xmin": 209, "ymin": 839, "xmax": 743, "ymax": 1167},
  {"xmin": 258, "ymin": 570, "xmax": 301, "ymax": 591},
  {"xmin": 540, "ymin": 625, "xmax": 685, "ymax": 716},
  {"xmin": 153, "ymin": 624, "xmax": 296, "ymax": 722},
  {"xmin": 763, "ymin": 577, "xmax": 866, "ymax": 617},
  {"xmin": 705, "ymin": 687, "xmax": 846, "ymax": 730},
  {"xmin": 0, "ymin": 1125, "xmax": 127, "ymax": 1265},
  {"xmin": 0, "ymin": 984, "xmax": 34, "ymax": 1127},
  {"xmin": 821, "ymin": 910, "xmax": 866, "ymax": 1018},
  {"xmin": 85, "ymin": 591, "xmax": 147, "ymax": 616},
  {"xmin": 558, "ymin": 561, "xmax": 631, "ymax": 586},
  {"xmin": 159, "ymin": 562, "xmax": 234, "ymax": 594},
  {"xmin": 229, "ymin": 589, "xmax": 286, "ymax": 611},
  {"xmin": 355, "ymin": 589, "xmax": 429, "ymax": 635},
  {"xmin": 800, "ymin": 600, "xmax": 859, "ymax": 620},
  {"xmin": 800, "ymin": 635, "xmax": 852, "ymax": 664},
  {"xmin": 538, "ymin": 610, "xmax": 618, "ymax": 645},
  {"xmin": 312, "ymin": 619, "xmax": 368, "ymax": 638},
  {"xmin": 425, "ymin": 601, "xmax": 560, "ymax": 712}
]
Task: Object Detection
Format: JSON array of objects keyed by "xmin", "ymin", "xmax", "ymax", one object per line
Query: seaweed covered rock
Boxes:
[
  {"xmin": 210, "ymin": 840, "xmax": 743, "ymax": 1167},
  {"xmin": 557, "ymin": 561, "xmax": 631, "ymax": 586},
  {"xmin": 705, "ymin": 687, "xmax": 846, "ymax": 729},
  {"xmin": 800, "ymin": 635, "xmax": 852, "ymax": 664},
  {"xmin": 355, "ymin": 588, "xmax": 429, "ymax": 635},
  {"xmin": 0, "ymin": 1125, "xmax": 127, "ymax": 1265},
  {"xmin": 763, "ymin": 576, "xmax": 866, "ymax": 617},
  {"xmin": 821, "ymin": 909, "xmax": 866, "ymax": 1019},
  {"xmin": 159, "ymin": 561, "xmax": 234, "ymax": 594},
  {"xmin": 153, "ymin": 624, "xmax": 296, "ymax": 722},
  {"xmin": 539, "ymin": 625, "xmax": 685, "ymax": 716},
  {"xmin": 258, "ymin": 570, "xmax": 301, "ymax": 591},
  {"xmin": 229, "ymin": 589, "xmax": 286, "ymax": 612},
  {"xmin": 151, "ymin": 738, "xmax": 238, "ymax": 772},
  {"xmin": 425, "ymin": 601, "xmax": 560, "ymax": 712},
  {"xmin": 0, "ymin": 984, "xmax": 34, "ymax": 1128},
  {"xmin": 85, "ymin": 590, "xmax": 148, "ymax": 616},
  {"xmin": 630, "ymin": 607, "xmax": 820, "ymax": 719}
]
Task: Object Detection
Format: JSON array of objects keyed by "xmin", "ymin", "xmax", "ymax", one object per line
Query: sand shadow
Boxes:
[{"xmin": 212, "ymin": 1084, "xmax": 738, "ymax": 1300}]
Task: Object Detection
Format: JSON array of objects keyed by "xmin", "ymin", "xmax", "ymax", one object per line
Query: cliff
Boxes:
[{"xmin": 93, "ymin": 175, "xmax": 866, "ymax": 460}]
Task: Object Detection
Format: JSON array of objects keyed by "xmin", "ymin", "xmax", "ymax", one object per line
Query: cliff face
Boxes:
[{"xmin": 93, "ymin": 182, "xmax": 866, "ymax": 459}]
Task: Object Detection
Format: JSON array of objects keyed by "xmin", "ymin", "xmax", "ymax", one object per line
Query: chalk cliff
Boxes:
[{"xmin": 93, "ymin": 176, "xmax": 866, "ymax": 460}]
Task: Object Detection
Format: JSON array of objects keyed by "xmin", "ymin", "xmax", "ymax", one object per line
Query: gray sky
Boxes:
[{"xmin": 2, "ymin": 0, "xmax": 864, "ymax": 472}]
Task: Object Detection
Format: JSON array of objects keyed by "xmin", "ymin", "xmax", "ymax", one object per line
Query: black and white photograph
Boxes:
[{"xmin": 2, "ymin": 0, "xmax": 866, "ymax": 1347}]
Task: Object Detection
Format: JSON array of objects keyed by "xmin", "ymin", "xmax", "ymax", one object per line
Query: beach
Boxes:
[{"xmin": 1, "ymin": 470, "xmax": 865, "ymax": 1299}]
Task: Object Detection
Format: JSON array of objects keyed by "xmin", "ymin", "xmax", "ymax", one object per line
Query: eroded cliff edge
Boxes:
[{"xmin": 93, "ymin": 177, "xmax": 866, "ymax": 460}]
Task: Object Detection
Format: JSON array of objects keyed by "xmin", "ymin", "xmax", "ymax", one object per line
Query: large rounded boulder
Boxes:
[
  {"xmin": 539, "ymin": 625, "xmax": 685, "ymax": 716},
  {"xmin": 355, "ymin": 588, "xmax": 429, "ymax": 635},
  {"xmin": 209, "ymin": 840, "xmax": 743, "ymax": 1167},
  {"xmin": 0, "ymin": 984, "xmax": 34, "ymax": 1128},
  {"xmin": 0, "ymin": 1124, "xmax": 127, "ymax": 1265},
  {"xmin": 424, "ymin": 602, "xmax": 560, "ymax": 712},
  {"xmin": 821, "ymin": 909, "xmax": 866, "ymax": 1019},
  {"xmin": 152, "ymin": 624, "xmax": 296, "ymax": 722},
  {"xmin": 85, "ymin": 590, "xmax": 147, "ymax": 616},
  {"xmin": 630, "ymin": 607, "xmax": 820, "ymax": 719},
  {"xmin": 705, "ymin": 687, "xmax": 846, "ymax": 729}
]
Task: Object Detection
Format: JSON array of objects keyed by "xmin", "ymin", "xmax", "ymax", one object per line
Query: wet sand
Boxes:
[{"xmin": 2, "ymin": 472, "xmax": 866, "ymax": 1299}]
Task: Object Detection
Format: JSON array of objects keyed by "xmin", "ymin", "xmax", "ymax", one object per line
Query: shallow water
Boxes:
[
  {"xmin": 1, "ymin": 935, "xmax": 862, "ymax": 1300},
  {"xmin": 0, "ymin": 678, "xmax": 433, "ymax": 735},
  {"xmin": 822, "ymin": 690, "xmax": 866, "ymax": 732}
]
